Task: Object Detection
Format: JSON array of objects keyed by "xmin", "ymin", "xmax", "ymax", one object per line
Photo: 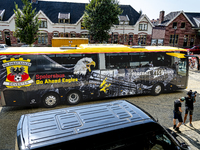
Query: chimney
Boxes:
[{"xmin": 159, "ymin": 11, "xmax": 165, "ymax": 24}]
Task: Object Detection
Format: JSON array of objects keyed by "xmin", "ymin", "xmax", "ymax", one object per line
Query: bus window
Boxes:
[
  {"xmin": 105, "ymin": 53, "xmax": 129, "ymax": 69},
  {"xmin": 178, "ymin": 59, "xmax": 187, "ymax": 76},
  {"xmin": 21, "ymin": 55, "xmax": 37, "ymax": 73},
  {"xmin": 85, "ymin": 54, "xmax": 99, "ymax": 70},
  {"xmin": 130, "ymin": 53, "xmax": 153, "ymax": 68},
  {"xmin": 153, "ymin": 53, "xmax": 172, "ymax": 67},
  {"xmin": 46, "ymin": 54, "xmax": 99, "ymax": 70},
  {"xmin": 37, "ymin": 55, "xmax": 66, "ymax": 72}
]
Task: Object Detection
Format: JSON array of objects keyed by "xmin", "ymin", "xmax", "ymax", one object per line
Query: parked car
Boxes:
[
  {"xmin": 0, "ymin": 44, "xmax": 8, "ymax": 49},
  {"xmin": 16, "ymin": 100, "xmax": 190, "ymax": 150},
  {"xmin": 21, "ymin": 44, "xmax": 35, "ymax": 47},
  {"xmin": 186, "ymin": 45, "xmax": 200, "ymax": 54}
]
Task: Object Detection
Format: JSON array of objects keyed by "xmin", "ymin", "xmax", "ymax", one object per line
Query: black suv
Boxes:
[{"xmin": 17, "ymin": 100, "xmax": 189, "ymax": 150}]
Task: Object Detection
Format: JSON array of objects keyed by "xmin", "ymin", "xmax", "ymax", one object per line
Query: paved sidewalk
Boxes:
[{"xmin": 170, "ymin": 120, "xmax": 200, "ymax": 150}]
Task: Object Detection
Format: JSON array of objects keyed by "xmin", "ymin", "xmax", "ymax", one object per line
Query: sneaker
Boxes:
[
  {"xmin": 182, "ymin": 122, "xmax": 186, "ymax": 126},
  {"xmin": 189, "ymin": 123, "xmax": 193, "ymax": 127},
  {"xmin": 175, "ymin": 127, "xmax": 181, "ymax": 133},
  {"xmin": 173, "ymin": 125, "xmax": 176, "ymax": 129}
]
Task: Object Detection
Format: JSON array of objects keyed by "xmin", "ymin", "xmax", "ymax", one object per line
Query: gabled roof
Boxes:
[
  {"xmin": 0, "ymin": 0, "xmax": 140, "ymax": 25},
  {"xmin": 135, "ymin": 14, "xmax": 155, "ymax": 28},
  {"xmin": 157, "ymin": 11, "xmax": 200, "ymax": 28},
  {"xmin": 185, "ymin": 12, "xmax": 200, "ymax": 28}
]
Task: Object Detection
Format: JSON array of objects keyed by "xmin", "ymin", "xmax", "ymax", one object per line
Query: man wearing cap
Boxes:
[
  {"xmin": 173, "ymin": 97, "xmax": 185, "ymax": 133},
  {"xmin": 183, "ymin": 90, "xmax": 196, "ymax": 127}
]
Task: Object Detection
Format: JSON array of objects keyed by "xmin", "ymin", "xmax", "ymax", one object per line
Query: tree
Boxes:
[
  {"xmin": 14, "ymin": 0, "xmax": 41, "ymax": 46},
  {"xmin": 82, "ymin": 0, "xmax": 122, "ymax": 43}
]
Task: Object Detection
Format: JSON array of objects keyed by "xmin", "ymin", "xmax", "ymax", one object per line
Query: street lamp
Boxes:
[
  {"xmin": 173, "ymin": 26, "xmax": 177, "ymax": 47},
  {"xmin": 123, "ymin": 20, "xmax": 125, "ymax": 44}
]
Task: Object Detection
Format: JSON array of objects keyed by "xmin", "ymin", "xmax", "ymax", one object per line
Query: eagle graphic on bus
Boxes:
[
  {"xmin": 8, "ymin": 66, "xmax": 28, "ymax": 82},
  {"xmin": 73, "ymin": 57, "xmax": 95, "ymax": 75}
]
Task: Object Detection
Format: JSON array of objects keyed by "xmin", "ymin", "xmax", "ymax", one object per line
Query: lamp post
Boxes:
[
  {"xmin": 173, "ymin": 26, "xmax": 177, "ymax": 47},
  {"xmin": 123, "ymin": 20, "xmax": 125, "ymax": 44}
]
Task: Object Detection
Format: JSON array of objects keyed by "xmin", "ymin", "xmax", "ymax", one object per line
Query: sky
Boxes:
[{"xmin": 40, "ymin": 0, "xmax": 200, "ymax": 20}]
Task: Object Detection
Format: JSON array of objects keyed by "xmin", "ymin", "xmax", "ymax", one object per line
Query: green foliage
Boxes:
[
  {"xmin": 82, "ymin": 0, "xmax": 122, "ymax": 43},
  {"xmin": 14, "ymin": 0, "xmax": 41, "ymax": 46}
]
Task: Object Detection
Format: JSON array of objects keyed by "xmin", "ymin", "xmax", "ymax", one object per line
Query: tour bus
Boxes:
[{"xmin": 0, "ymin": 44, "xmax": 194, "ymax": 107}]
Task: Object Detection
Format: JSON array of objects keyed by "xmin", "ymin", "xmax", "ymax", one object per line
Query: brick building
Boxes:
[
  {"xmin": 152, "ymin": 11, "xmax": 200, "ymax": 48},
  {"xmin": 0, "ymin": 0, "xmax": 154, "ymax": 46}
]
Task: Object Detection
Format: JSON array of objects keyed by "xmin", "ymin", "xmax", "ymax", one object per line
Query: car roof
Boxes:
[{"xmin": 18, "ymin": 100, "xmax": 155, "ymax": 149}]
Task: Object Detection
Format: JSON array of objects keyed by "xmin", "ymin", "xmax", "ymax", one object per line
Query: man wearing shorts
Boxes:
[
  {"xmin": 173, "ymin": 97, "xmax": 185, "ymax": 133},
  {"xmin": 183, "ymin": 90, "xmax": 196, "ymax": 127}
]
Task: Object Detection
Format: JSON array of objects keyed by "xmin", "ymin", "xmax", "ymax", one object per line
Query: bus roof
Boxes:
[{"xmin": 0, "ymin": 44, "xmax": 187, "ymax": 55}]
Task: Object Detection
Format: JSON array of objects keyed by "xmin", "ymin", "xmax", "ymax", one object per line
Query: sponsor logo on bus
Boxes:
[
  {"xmin": 35, "ymin": 73, "xmax": 78, "ymax": 85},
  {"xmin": 2, "ymin": 58, "xmax": 33, "ymax": 88}
]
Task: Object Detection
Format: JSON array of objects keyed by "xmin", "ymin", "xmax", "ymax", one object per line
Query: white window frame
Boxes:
[{"xmin": 139, "ymin": 23, "xmax": 148, "ymax": 31}]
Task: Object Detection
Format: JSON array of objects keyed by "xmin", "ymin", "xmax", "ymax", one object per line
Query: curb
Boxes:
[{"xmin": 170, "ymin": 120, "xmax": 200, "ymax": 150}]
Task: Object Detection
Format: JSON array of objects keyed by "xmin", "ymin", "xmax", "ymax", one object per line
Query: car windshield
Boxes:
[{"xmin": 191, "ymin": 46, "xmax": 197, "ymax": 49}]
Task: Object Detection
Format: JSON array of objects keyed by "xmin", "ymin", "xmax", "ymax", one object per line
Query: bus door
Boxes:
[{"xmin": 176, "ymin": 58, "xmax": 187, "ymax": 88}]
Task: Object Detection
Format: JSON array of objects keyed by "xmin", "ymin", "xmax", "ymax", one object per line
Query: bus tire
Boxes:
[
  {"xmin": 151, "ymin": 83, "xmax": 162, "ymax": 96},
  {"xmin": 42, "ymin": 93, "xmax": 59, "ymax": 108},
  {"xmin": 66, "ymin": 91, "xmax": 81, "ymax": 105}
]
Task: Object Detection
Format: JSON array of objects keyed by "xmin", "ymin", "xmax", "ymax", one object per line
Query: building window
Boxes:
[
  {"xmin": 172, "ymin": 22, "xmax": 177, "ymax": 29},
  {"xmin": 38, "ymin": 32, "xmax": 48, "ymax": 44},
  {"xmin": 190, "ymin": 36, "xmax": 195, "ymax": 46},
  {"xmin": 169, "ymin": 35, "xmax": 179, "ymax": 44},
  {"xmin": 128, "ymin": 35, "xmax": 133, "ymax": 45},
  {"xmin": 113, "ymin": 34, "xmax": 118, "ymax": 44},
  {"xmin": 81, "ymin": 22, "xmax": 86, "ymax": 30},
  {"xmin": 71, "ymin": 33, "xmax": 76, "ymax": 38},
  {"xmin": 0, "ymin": 31, "xmax": 2, "ymax": 40},
  {"xmin": 53, "ymin": 32, "xmax": 59, "ymax": 37},
  {"xmin": 39, "ymin": 21, "xmax": 47, "ymax": 28},
  {"xmin": 58, "ymin": 13, "xmax": 70, "ymax": 23},
  {"xmin": 181, "ymin": 22, "xmax": 185, "ymax": 28},
  {"xmin": 138, "ymin": 35, "xmax": 146, "ymax": 45},
  {"xmin": 183, "ymin": 35, "xmax": 188, "ymax": 47},
  {"xmin": 81, "ymin": 34, "xmax": 88, "ymax": 38},
  {"xmin": 139, "ymin": 24, "xmax": 148, "ymax": 31}
]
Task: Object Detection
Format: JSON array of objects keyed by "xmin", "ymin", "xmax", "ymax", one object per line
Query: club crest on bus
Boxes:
[{"xmin": 2, "ymin": 58, "xmax": 33, "ymax": 88}]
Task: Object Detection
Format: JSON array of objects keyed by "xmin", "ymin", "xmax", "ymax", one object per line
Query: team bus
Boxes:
[{"xmin": 0, "ymin": 44, "xmax": 193, "ymax": 108}]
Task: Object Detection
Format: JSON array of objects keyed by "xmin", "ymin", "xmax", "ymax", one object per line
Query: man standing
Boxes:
[
  {"xmin": 173, "ymin": 97, "xmax": 185, "ymax": 133},
  {"xmin": 183, "ymin": 90, "xmax": 196, "ymax": 127}
]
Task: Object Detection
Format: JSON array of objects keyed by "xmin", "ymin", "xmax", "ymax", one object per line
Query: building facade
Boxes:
[
  {"xmin": 152, "ymin": 11, "xmax": 200, "ymax": 48},
  {"xmin": 0, "ymin": 0, "xmax": 154, "ymax": 46}
]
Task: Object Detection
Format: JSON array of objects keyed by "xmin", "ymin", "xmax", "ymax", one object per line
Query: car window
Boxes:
[{"xmin": 147, "ymin": 131, "xmax": 178, "ymax": 150}]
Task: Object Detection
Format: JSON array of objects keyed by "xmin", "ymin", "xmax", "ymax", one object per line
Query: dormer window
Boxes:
[
  {"xmin": 31, "ymin": 0, "xmax": 38, "ymax": 4},
  {"xmin": 58, "ymin": 13, "xmax": 70, "ymax": 23},
  {"xmin": 118, "ymin": 15, "xmax": 130, "ymax": 25},
  {"xmin": 0, "ymin": 9, "xmax": 5, "ymax": 21}
]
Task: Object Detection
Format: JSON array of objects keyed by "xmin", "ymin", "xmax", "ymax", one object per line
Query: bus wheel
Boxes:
[
  {"xmin": 151, "ymin": 83, "xmax": 162, "ymax": 96},
  {"xmin": 66, "ymin": 91, "xmax": 81, "ymax": 105},
  {"xmin": 42, "ymin": 93, "xmax": 59, "ymax": 108}
]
